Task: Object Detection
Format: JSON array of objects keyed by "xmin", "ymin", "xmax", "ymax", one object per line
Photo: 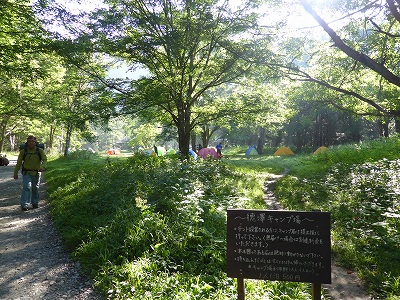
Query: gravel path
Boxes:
[
  {"xmin": 0, "ymin": 161, "xmax": 101, "ymax": 300},
  {"xmin": 263, "ymin": 172, "xmax": 373, "ymax": 300}
]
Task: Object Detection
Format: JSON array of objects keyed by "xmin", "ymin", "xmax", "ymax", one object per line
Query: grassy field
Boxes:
[
  {"xmin": 44, "ymin": 137, "xmax": 400, "ymax": 299},
  {"xmin": 226, "ymin": 137, "xmax": 400, "ymax": 299},
  {"xmin": 45, "ymin": 152, "xmax": 313, "ymax": 299}
]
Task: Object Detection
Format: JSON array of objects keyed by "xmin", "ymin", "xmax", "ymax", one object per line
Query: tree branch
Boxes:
[
  {"xmin": 387, "ymin": 0, "xmax": 400, "ymax": 22},
  {"xmin": 321, "ymin": 98, "xmax": 385, "ymax": 117},
  {"xmin": 275, "ymin": 63, "xmax": 400, "ymax": 117},
  {"xmin": 369, "ymin": 19, "xmax": 400, "ymax": 38},
  {"xmin": 299, "ymin": 0, "xmax": 400, "ymax": 87}
]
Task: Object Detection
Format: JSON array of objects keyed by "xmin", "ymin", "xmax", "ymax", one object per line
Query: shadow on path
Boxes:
[{"xmin": 0, "ymin": 163, "xmax": 101, "ymax": 300}]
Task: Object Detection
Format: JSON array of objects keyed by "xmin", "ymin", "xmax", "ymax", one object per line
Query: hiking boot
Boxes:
[
  {"xmin": 32, "ymin": 204, "xmax": 39, "ymax": 209},
  {"xmin": 22, "ymin": 206, "xmax": 29, "ymax": 211}
]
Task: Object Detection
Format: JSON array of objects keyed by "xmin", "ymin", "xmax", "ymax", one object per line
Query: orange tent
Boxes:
[
  {"xmin": 274, "ymin": 147, "xmax": 295, "ymax": 156},
  {"xmin": 107, "ymin": 149, "xmax": 121, "ymax": 155},
  {"xmin": 314, "ymin": 146, "xmax": 328, "ymax": 155}
]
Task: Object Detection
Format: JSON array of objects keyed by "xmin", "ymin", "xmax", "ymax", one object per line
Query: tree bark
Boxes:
[
  {"xmin": 9, "ymin": 135, "xmax": 16, "ymax": 151},
  {"xmin": 387, "ymin": 0, "xmax": 400, "ymax": 22},
  {"xmin": 201, "ymin": 125, "xmax": 211, "ymax": 148},
  {"xmin": 395, "ymin": 118, "xmax": 400, "ymax": 133},
  {"xmin": 191, "ymin": 133, "xmax": 197, "ymax": 152},
  {"xmin": 49, "ymin": 125, "xmax": 56, "ymax": 149},
  {"xmin": 378, "ymin": 119, "xmax": 390, "ymax": 137},
  {"xmin": 273, "ymin": 129, "xmax": 283, "ymax": 147},
  {"xmin": 176, "ymin": 102, "xmax": 192, "ymax": 158},
  {"xmin": 64, "ymin": 123, "xmax": 73, "ymax": 157},
  {"xmin": 257, "ymin": 127, "xmax": 266, "ymax": 154},
  {"xmin": 0, "ymin": 119, "xmax": 6, "ymax": 153}
]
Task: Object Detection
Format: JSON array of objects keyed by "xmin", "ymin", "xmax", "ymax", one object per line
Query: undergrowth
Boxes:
[
  {"xmin": 45, "ymin": 136, "xmax": 400, "ymax": 299},
  {"xmin": 272, "ymin": 136, "xmax": 400, "ymax": 298},
  {"xmin": 45, "ymin": 155, "xmax": 312, "ymax": 299}
]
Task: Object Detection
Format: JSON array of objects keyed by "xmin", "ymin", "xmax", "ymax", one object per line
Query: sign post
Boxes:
[
  {"xmin": 227, "ymin": 209, "xmax": 331, "ymax": 299},
  {"xmin": 313, "ymin": 283, "xmax": 321, "ymax": 300},
  {"xmin": 237, "ymin": 277, "xmax": 245, "ymax": 300}
]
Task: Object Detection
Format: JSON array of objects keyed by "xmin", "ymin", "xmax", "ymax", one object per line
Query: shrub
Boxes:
[
  {"xmin": 46, "ymin": 155, "xmax": 311, "ymax": 299},
  {"xmin": 274, "ymin": 136, "xmax": 400, "ymax": 298}
]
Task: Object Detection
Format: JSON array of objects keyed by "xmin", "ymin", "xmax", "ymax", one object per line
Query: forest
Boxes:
[
  {"xmin": 1, "ymin": 0, "xmax": 400, "ymax": 155},
  {"xmin": 2, "ymin": 1, "xmax": 400, "ymax": 299}
]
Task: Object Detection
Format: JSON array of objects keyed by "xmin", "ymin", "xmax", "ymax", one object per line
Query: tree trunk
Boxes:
[
  {"xmin": 9, "ymin": 134, "xmax": 16, "ymax": 151},
  {"xmin": 383, "ymin": 122, "xmax": 389, "ymax": 137},
  {"xmin": 273, "ymin": 129, "xmax": 283, "ymax": 147},
  {"xmin": 176, "ymin": 103, "xmax": 191, "ymax": 158},
  {"xmin": 201, "ymin": 125, "xmax": 211, "ymax": 148},
  {"xmin": 0, "ymin": 119, "xmax": 6, "ymax": 153},
  {"xmin": 395, "ymin": 118, "xmax": 400, "ymax": 133},
  {"xmin": 294, "ymin": 128, "xmax": 302, "ymax": 149},
  {"xmin": 49, "ymin": 125, "xmax": 56, "ymax": 149},
  {"xmin": 178, "ymin": 124, "xmax": 191, "ymax": 158},
  {"xmin": 64, "ymin": 123, "xmax": 73, "ymax": 157},
  {"xmin": 378, "ymin": 119, "xmax": 390, "ymax": 137},
  {"xmin": 257, "ymin": 127, "xmax": 265, "ymax": 154},
  {"xmin": 191, "ymin": 133, "xmax": 196, "ymax": 152}
]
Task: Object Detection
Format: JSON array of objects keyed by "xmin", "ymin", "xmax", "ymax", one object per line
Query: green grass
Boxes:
[
  {"xmin": 45, "ymin": 154, "xmax": 313, "ymax": 299},
  {"xmin": 45, "ymin": 136, "xmax": 400, "ymax": 299},
  {"xmin": 262, "ymin": 136, "xmax": 400, "ymax": 298}
]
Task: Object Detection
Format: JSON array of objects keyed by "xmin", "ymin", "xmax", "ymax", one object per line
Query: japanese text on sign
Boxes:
[{"xmin": 227, "ymin": 209, "xmax": 331, "ymax": 284}]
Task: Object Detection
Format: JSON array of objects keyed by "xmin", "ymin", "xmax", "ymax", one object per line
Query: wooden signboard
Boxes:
[{"xmin": 227, "ymin": 209, "xmax": 331, "ymax": 284}]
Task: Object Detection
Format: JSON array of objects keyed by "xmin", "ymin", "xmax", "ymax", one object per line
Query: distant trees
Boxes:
[
  {"xmin": 2, "ymin": 0, "xmax": 398, "ymax": 153},
  {"xmin": 0, "ymin": 0, "xmax": 118, "ymax": 154},
  {"xmin": 279, "ymin": 0, "xmax": 400, "ymax": 137},
  {"xmin": 284, "ymin": 100, "xmax": 379, "ymax": 151}
]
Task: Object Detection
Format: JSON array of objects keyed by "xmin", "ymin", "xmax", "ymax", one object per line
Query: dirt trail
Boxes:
[
  {"xmin": 0, "ymin": 161, "xmax": 101, "ymax": 300},
  {"xmin": 263, "ymin": 172, "xmax": 373, "ymax": 300}
]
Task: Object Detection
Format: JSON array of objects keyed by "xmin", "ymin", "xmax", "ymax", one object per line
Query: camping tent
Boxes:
[
  {"xmin": 245, "ymin": 145, "xmax": 258, "ymax": 156},
  {"xmin": 144, "ymin": 148, "xmax": 157, "ymax": 156},
  {"xmin": 164, "ymin": 149, "xmax": 198, "ymax": 158},
  {"xmin": 197, "ymin": 147, "xmax": 218, "ymax": 159},
  {"xmin": 274, "ymin": 147, "xmax": 295, "ymax": 156},
  {"xmin": 189, "ymin": 149, "xmax": 198, "ymax": 159},
  {"xmin": 314, "ymin": 146, "xmax": 328, "ymax": 155},
  {"xmin": 107, "ymin": 149, "xmax": 121, "ymax": 155},
  {"xmin": 156, "ymin": 146, "xmax": 166, "ymax": 156}
]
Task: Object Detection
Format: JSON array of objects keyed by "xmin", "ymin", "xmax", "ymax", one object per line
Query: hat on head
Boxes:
[{"xmin": 27, "ymin": 135, "xmax": 37, "ymax": 141}]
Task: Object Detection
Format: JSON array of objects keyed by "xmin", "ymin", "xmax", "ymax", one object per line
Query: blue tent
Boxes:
[
  {"xmin": 189, "ymin": 149, "xmax": 198, "ymax": 159},
  {"xmin": 245, "ymin": 145, "xmax": 258, "ymax": 156}
]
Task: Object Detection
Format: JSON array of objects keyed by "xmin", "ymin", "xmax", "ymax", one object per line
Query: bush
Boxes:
[
  {"xmin": 274, "ymin": 136, "xmax": 400, "ymax": 298},
  {"xmin": 46, "ymin": 155, "xmax": 311, "ymax": 299}
]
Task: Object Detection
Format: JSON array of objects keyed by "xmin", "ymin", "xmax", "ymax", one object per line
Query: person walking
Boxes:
[
  {"xmin": 13, "ymin": 135, "xmax": 47, "ymax": 211},
  {"xmin": 216, "ymin": 142, "xmax": 223, "ymax": 159}
]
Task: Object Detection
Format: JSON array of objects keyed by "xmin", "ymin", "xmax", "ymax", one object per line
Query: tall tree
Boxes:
[
  {"xmin": 277, "ymin": 0, "xmax": 400, "ymax": 136},
  {"xmin": 84, "ymin": 0, "xmax": 275, "ymax": 157},
  {"xmin": 0, "ymin": 0, "xmax": 51, "ymax": 75},
  {"xmin": 45, "ymin": 62, "xmax": 115, "ymax": 156},
  {"xmin": 0, "ymin": 0, "xmax": 57, "ymax": 151}
]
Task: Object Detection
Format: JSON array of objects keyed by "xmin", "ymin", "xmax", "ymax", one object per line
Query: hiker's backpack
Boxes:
[
  {"xmin": 0, "ymin": 154, "xmax": 9, "ymax": 166},
  {"xmin": 19, "ymin": 142, "xmax": 45, "ymax": 162}
]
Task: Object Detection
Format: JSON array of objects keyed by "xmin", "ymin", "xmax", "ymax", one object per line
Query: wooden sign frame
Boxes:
[{"xmin": 227, "ymin": 209, "xmax": 331, "ymax": 299}]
